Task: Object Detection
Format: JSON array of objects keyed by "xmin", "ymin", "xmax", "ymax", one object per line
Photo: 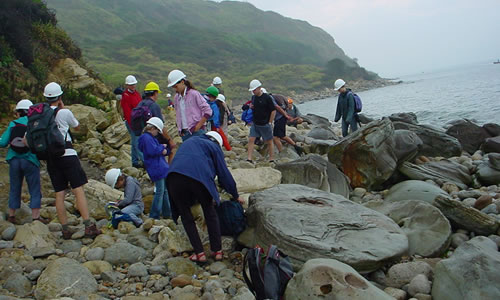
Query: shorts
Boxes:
[
  {"xmin": 47, "ymin": 155, "xmax": 88, "ymax": 192},
  {"xmin": 273, "ymin": 117, "xmax": 287, "ymax": 138},
  {"xmin": 249, "ymin": 123, "xmax": 273, "ymax": 141}
]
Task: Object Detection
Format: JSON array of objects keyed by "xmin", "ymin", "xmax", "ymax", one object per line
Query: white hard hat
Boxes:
[
  {"xmin": 216, "ymin": 94, "xmax": 225, "ymax": 103},
  {"xmin": 167, "ymin": 70, "xmax": 187, "ymax": 87},
  {"xmin": 146, "ymin": 117, "xmax": 164, "ymax": 131},
  {"xmin": 261, "ymin": 88, "xmax": 267, "ymax": 94},
  {"xmin": 43, "ymin": 82, "xmax": 63, "ymax": 98},
  {"xmin": 105, "ymin": 168, "xmax": 121, "ymax": 188},
  {"xmin": 212, "ymin": 76, "xmax": 222, "ymax": 85},
  {"xmin": 205, "ymin": 131, "xmax": 223, "ymax": 147},
  {"xmin": 166, "ymin": 93, "xmax": 171, "ymax": 98},
  {"xmin": 248, "ymin": 79, "xmax": 262, "ymax": 91},
  {"xmin": 334, "ymin": 79, "xmax": 346, "ymax": 91},
  {"xmin": 125, "ymin": 75, "xmax": 138, "ymax": 85},
  {"xmin": 16, "ymin": 99, "xmax": 33, "ymax": 110}
]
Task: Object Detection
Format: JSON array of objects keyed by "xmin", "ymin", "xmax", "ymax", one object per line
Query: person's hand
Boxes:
[
  {"xmin": 168, "ymin": 139, "xmax": 177, "ymax": 149},
  {"xmin": 286, "ymin": 115, "xmax": 293, "ymax": 121},
  {"xmin": 236, "ymin": 197, "xmax": 245, "ymax": 205},
  {"xmin": 162, "ymin": 149, "xmax": 167, "ymax": 155}
]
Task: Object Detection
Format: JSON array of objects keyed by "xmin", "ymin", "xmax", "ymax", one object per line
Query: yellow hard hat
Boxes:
[{"xmin": 144, "ymin": 81, "xmax": 162, "ymax": 93}]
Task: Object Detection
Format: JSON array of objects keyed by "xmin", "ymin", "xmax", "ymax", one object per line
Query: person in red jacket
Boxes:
[{"xmin": 120, "ymin": 75, "xmax": 143, "ymax": 168}]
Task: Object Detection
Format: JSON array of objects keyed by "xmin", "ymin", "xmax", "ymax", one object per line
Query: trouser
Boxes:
[
  {"xmin": 121, "ymin": 203, "xmax": 144, "ymax": 226},
  {"xmin": 125, "ymin": 121, "xmax": 143, "ymax": 165},
  {"xmin": 341, "ymin": 118, "xmax": 358, "ymax": 137},
  {"xmin": 8, "ymin": 158, "xmax": 41, "ymax": 209},
  {"xmin": 167, "ymin": 173, "xmax": 221, "ymax": 254},
  {"xmin": 150, "ymin": 177, "xmax": 171, "ymax": 219},
  {"xmin": 180, "ymin": 129, "xmax": 206, "ymax": 142}
]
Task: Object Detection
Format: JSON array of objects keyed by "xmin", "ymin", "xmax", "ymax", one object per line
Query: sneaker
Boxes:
[
  {"xmin": 61, "ymin": 229, "xmax": 73, "ymax": 240},
  {"xmin": 294, "ymin": 145, "xmax": 304, "ymax": 156},
  {"xmin": 84, "ymin": 224, "xmax": 101, "ymax": 239}
]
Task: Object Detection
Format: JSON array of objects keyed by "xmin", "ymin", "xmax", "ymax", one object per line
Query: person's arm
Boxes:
[
  {"xmin": 334, "ymin": 98, "xmax": 341, "ymax": 122},
  {"xmin": 346, "ymin": 93, "xmax": 355, "ymax": 123},
  {"xmin": 211, "ymin": 146, "xmax": 239, "ymax": 200},
  {"xmin": 193, "ymin": 92, "xmax": 212, "ymax": 132},
  {"xmin": 141, "ymin": 135, "xmax": 166, "ymax": 157},
  {"xmin": 117, "ymin": 179, "xmax": 134, "ymax": 208},
  {"xmin": 0, "ymin": 121, "xmax": 14, "ymax": 148},
  {"xmin": 269, "ymin": 110, "xmax": 276, "ymax": 124}
]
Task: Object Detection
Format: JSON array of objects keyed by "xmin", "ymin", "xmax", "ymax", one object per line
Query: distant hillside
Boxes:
[{"xmin": 45, "ymin": 0, "xmax": 378, "ymax": 103}]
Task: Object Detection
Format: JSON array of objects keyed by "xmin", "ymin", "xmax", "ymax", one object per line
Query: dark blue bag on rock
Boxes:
[
  {"xmin": 216, "ymin": 200, "xmax": 246, "ymax": 237},
  {"xmin": 111, "ymin": 211, "xmax": 134, "ymax": 229}
]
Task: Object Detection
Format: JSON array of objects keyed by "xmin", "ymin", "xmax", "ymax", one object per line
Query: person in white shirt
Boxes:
[{"xmin": 43, "ymin": 82, "xmax": 101, "ymax": 239}]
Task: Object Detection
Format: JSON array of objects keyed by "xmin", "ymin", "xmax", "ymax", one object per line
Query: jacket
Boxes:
[
  {"xmin": 121, "ymin": 89, "xmax": 142, "ymax": 125},
  {"xmin": 334, "ymin": 89, "xmax": 355, "ymax": 124},
  {"xmin": 174, "ymin": 88, "xmax": 212, "ymax": 133},
  {"xmin": 242, "ymin": 108, "xmax": 253, "ymax": 124},
  {"xmin": 138, "ymin": 132, "xmax": 168, "ymax": 182},
  {"xmin": 0, "ymin": 116, "xmax": 40, "ymax": 167},
  {"xmin": 118, "ymin": 176, "xmax": 144, "ymax": 211},
  {"xmin": 205, "ymin": 97, "xmax": 220, "ymax": 128}
]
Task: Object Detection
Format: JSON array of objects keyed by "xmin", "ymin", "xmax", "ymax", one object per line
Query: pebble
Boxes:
[
  {"xmin": 27, "ymin": 270, "xmax": 42, "ymax": 281},
  {"xmin": 462, "ymin": 198, "xmax": 476, "ymax": 207},
  {"xmin": 457, "ymin": 190, "xmax": 482, "ymax": 199},
  {"xmin": 408, "ymin": 274, "xmax": 431, "ymax": 296},
  {"xmin": 384, "ymin": 287, "xmax": 407, "ymax": 300},
  {"xmin": 2, "ymin": 226, "xmax": 16, "ymax": 240},
  {"xmin": 474, "ymin": 194, "xmax": 493, "ymax": 210},
  {"xmin": 489, "ymin": 235, "xmax": 500, "ymax": 248},
  {"xmin": 0, "ymin": 241, "xmax": 14, "ymax": 249},
  {"xmin": 481, "ymin": 204, "xmax": 498, "ymax": 214},
  {"xmin": 209, "ymin": 261, "xmax": 227, "ymax": 274},
  {"xmin": 451, "ymin": 232, "xmax": 469, "ymax": 248},
  {"xmin": 85, "ymin": 247, "xmax": 105, "ymax": 261}
]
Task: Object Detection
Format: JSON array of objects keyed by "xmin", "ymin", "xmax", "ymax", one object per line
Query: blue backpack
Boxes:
[
  {"xmin": 111, "ymin": 211, "xmax": 134, "ymax": 229},
  {"xmin": 216, "ymin": 200, "xmax": 246, "ymax": 237},
  {"xmin": 350, "ymin": 92, "xmax": 362, "ymax": 113}
]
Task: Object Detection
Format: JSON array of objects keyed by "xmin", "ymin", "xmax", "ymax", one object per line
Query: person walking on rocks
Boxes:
[
  {"xmin": 333, "ymin": 79, "xmax": 358, "ymax": 137},
  {"xmin": 43, "ymin": 82, "xmax": 101, "ymax": 239},
  {"xmin": 167, "ymin": 131, "xmax": 244, "ymax": 263},
  {"xmin": 121, "ymin": 75, "xmax": 143, "ymax": 168},
  {"xmin": 168, "ymin": 70, "xmax": 212, "ymax": 141},
  {"xmin": 105, "ymin": 168, "xmax": 144, "ymax": 227},
  {"xmin": 0, "ymin": 99, "xmax": 46, "ymax": 224},
  {"xmin": 247, "ymin": 80, "xmax": 276, "ymax": 163},
  {"xmin": 138, "ymin": 117, "xmax": 172, "ymax": 220}
]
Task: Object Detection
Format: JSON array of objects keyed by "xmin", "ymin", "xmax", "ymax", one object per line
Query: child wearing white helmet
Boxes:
[
  {"xmin": 138, "ymin": 117, "xmax": 172, "ymax": 219},
  {"xmin": 0, "ymin": 99, "xmax": 46, "ymax": 224},
  {"xmin": 105, "ymin": 168, "xmax": 144, "ymax": 227}
]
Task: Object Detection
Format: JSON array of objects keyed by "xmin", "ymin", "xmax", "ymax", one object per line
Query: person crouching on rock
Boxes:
[
  {"xmin": 138, "ymin": 117, "xmax": 172, "ymax": 220},
  {"xmin": 167, "ymin": 131, "xmax": 244, "ymax": 263},
  {"xmin": 105, "ymin": 168, "xmax": 144, "ymax": 227}
]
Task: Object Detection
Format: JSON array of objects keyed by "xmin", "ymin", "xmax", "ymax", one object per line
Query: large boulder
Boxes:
[
  {"xmin": 392, "ymin": 129, "xmax": 423, "ymax": 163},
  {"xmin": 104, "ymin": 241, "xmax": 147, "ymax": 265},
  {"xmin": 364, "ymin": 200, "xmax": 451, "ymax": 257},
  {"xmin": 389, "ymin": 112, "xmax": 418, "ymax": 125},
  {"xmin": 476, "ymin": 153, "xmax": 500, "ymax": 185},
  {"xmin": 399, "ymin": 160, "xmax": 472, "ymax": 189},
  {"xmin": 385, "ymin": 180, "xmax": 449, "ymax": 204},
  {"xmin": 393, "ymin": 121, "xmax": 462, "ymax": 158},
  {"xmin": 433, "ymin": 195, "xmax": 499, "ymax": 235},
  {"xmin": 34, "ymin": 257, "xmax": 97, "ymax": 300},
  {"xmin": 483, "ymin": 123, "xmax": 500, "ymax": 137},
  {"xmin": 68, "ymin": 104, "xmax": 110, "ymax": 139},
  {"xmin": 301, "ymin": 114, "xmax": 331, "ymax": 128},
  {"xmin": 247, "ymin": 185, "xmax": 408, "ymax": 272},
  {"xmin": 432, "ymin": 236, "xmax": 500, "ymax": 300},
  {"xmin": 84, "ymin": 179, "xmax": 124, "ymax": 220},
  {"xmin": 275, "ymin": 154, "xmax": 350, "ymax": 198},
  {"xmin": 290, "ymin": 133, "xmax": 337, "ymax": 155},
  {"xmin": 285, "ymin": 258, "xmax": 394, "ymax": 300},
  {"xmin": 231, "ymin": 167, "xmax": 282, "ymax": 193},
  {"xmin": 483, "ymin": 136, "xmax": 500, "ymax": 153},
  {"xmin": 103, "ymin": 121, "xmax": 130, "ymax": 149},
  {"xmin": 328, "ymin": 118, "xmax": 398, "ymax": 190},
  {"xmin": 49, "ymin": 58, "xmax": 95, "ymax": 90},
  {"xmin": 445, "ymin": 119, "xmax": 491, "ymax": 154},
  {"xmin": 306, "ymin": 127, "xmax": 337, "ymax": 140}
]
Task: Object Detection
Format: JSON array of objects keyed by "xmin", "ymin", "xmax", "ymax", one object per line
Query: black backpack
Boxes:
[
  {"xmin": 26, "ymin": 103, "xmax": 66, "ymax": 160},
  {"xmin": 8, "ymin": 121, "xmax": 29, "ymax": 154},
  {"xmin": 215, "ymin": 200, "xmax": 246, "ymax": 237},
  {"xmin": 243, "ymin": 245, "xmax": 294, "ymax": 300},
  {"xmin": 131, "ymin": 99, "xmax": 156, "ymax": 136}
]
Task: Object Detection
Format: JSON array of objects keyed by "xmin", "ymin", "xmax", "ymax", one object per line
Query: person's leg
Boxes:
[
  {"xmin": 55, "ymin": 190, "xmax": 68, "ymax": 225},
  {"xmin": 198, "ymin": 195, "xmax": 221, "ymax": 253},
  {"xmin": 72, "ymin": 186, "xmax": 89, "ymax": 220},
  {"xmin": 266, "ymin": 139, "xmax": 274, "ymax": 161},
  {"xmin": 23, "ymin": 160, "xmax": 42, "ymax": 220},
  {"xmin": 150, "ymin": 179, "xmax": 165, "ymax": 219},
  {"xmin": 247, "ymin": 137, "xmax": 256, "ymax": 161},
  {"xmin": 261, "ymin": 124, "xmax": 274, "ymax": 161},
  {"xmin": 341, "ymin": 119, "xmax": 349, "ymax": 137},
  {"xmin": 350, "ymin": 119, "xmax": 358, "ymax": 133},
  {"xmin": 161, "ymin": 178, "xmax": 172, "ymax": 218},
  {"xmin": 8, "ymin": 158, "xmax": 22, "ymax": 221},
  {"xmin": 121, "ymin": 204, "xmax": 143, "ymax": 226}
]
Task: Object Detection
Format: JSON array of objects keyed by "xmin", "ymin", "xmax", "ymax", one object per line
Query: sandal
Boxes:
[
  {"xmin": 213, "ymin": 250, "xmax": 223, "ymax": 261},
  {"xmin": 189, "ymin": 252, "xmax": 207, "ymax": 263}
]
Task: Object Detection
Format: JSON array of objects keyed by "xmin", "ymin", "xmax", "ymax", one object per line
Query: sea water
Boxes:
[{"xmin": 298, "ymin": 62, "xmax": 500, "ymax": 127}]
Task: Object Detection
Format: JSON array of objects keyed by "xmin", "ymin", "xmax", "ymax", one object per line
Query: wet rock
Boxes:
[
  {"xmin": 432, "ymin": 236, "xmax": 500, "ymax": 300},
  {"xmin": 445, "ymin": 119, "xmax": 491, "ymax": 154},
  {"xmin": 248, "ymin": 185, "xmax": 408, "ymax": 272},
  {"xmin": 476, "ymin": 154, "xmax": 500, "ymax": 186},
  {"xmin": 285, "ymin": 258, "xmax": 394, "ymax": 300},
  {"xmin": 483, "ymin": 136, "xmax": 500, "ymax": 153},
  {"xmin": 35, "ymin": 257, "xmax": 97, "ymax": 300}
]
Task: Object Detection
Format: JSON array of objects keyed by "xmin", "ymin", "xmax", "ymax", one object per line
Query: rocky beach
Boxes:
[{"xmin": 1, "ymin": 93, "xmax": 499, "ymax": 300}]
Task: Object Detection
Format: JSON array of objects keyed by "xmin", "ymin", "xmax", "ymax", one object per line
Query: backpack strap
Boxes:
[{"xmin": 243, "ymin": 248, "xmax": 266, "ymax": 299}]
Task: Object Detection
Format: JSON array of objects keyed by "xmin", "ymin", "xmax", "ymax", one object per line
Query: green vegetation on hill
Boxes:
[{"xmin": 46, "ymin": 0, "xmax": 378, "ymax": 104}]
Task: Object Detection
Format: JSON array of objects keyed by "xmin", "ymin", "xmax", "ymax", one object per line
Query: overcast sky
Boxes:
[{"xmin": 217, "ymin": 0, "xmax": 500, "ymax": 77}]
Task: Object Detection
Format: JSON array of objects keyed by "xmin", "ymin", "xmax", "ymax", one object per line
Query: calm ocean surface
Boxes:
[{"xmin": 298, "ymin": 62, "xmax": 500, "ymax": 127}]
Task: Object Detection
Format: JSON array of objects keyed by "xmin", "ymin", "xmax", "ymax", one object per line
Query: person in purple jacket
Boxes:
[
  {"xmin": 167, "ymin": 131, "xmax": 244, "ymax": 263},
  {"xmin": 167, "ymin": 69, "xmax": 212, "ymax": 141},
  {"xmin": 138, "ymin": 117, "xmax": 171, "ymax": 219}
]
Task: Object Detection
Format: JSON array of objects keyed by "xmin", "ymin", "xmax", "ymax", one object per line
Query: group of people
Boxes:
[{"xmin": 1, "ymin": 71, "xmax": 359, "ymax": 262}]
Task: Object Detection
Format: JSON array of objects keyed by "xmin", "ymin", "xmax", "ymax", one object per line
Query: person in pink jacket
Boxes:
[{"xmin": 167, "ymin": 70, "xmax": 212, "ymax": 141}]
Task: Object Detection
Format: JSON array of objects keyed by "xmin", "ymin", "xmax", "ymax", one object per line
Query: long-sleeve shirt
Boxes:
[
  {"xmin": 334, "ymin": 90, "xmax": 355, "ymax": 124},
  {"xmin": 121, "ymin": 89, "xmax": 142, "ymax": 125},
  {"xmin": 138, "ymin": 132, "xmax": 169, "ymax": 182},
  {"xmin": 174, "ymin": 88, "xmax": 212, "ymax": 133},
  {"xmin": 118, "ymin": 176, "xmax": 144, "ymax": 211},
  {"xmin": 0, "ymin": 116, "xmax": 40, "ymax": 167}
]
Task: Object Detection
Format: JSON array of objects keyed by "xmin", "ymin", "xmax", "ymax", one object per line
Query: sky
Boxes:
[{"xmin": 216, "ymin": 0, "xmax": 500, "ymax": 77}]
